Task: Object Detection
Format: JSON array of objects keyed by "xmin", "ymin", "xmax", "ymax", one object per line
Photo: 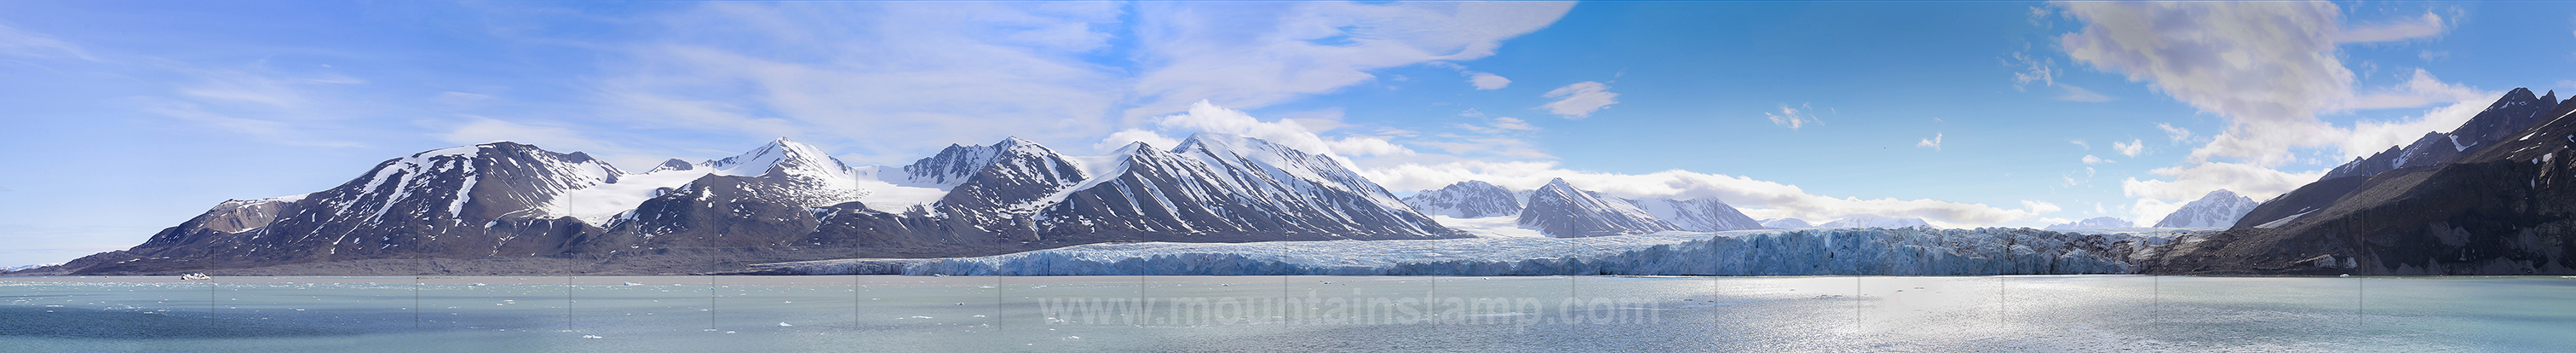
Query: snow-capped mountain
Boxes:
[
  {"xmin": 60, "ymin": 133, "xmax": 1466, "ymax": 275},
  {"xmin": 2044, "ymin": 217, "xmax": 2132, "ymax": 229},
  {"xmin": 65, "ymin": 142, "xmax": 630, "ymax": 274},
  {"xmin": 1761, "ymin": 218, "xmax": 1814, "ymax": 229},
  {"xmin": 1401, "ymin": 181, "xmax": 1523, "ymax": 218},
  {"xmin": 1516, "ymin": 178, "xmax": 1680, "ymax": 238},
  {"xmin": 3, "ymin": 263, "xmax": 60, "ymax": 272},
  {"xmin": 2152, "ymin": 189, "xmax": 2259, "ymax": 228},
  {"xmin": 2245, "ymin": 89, "xmax": 2561, "ymax": 229},
  {"xmin": 1626, "ymin": 197, "xmax": 1765, "ymax": 232},
  {"xmin": 1817, "ymin": 214, "xmax": 1931, "ymax": 229},
  {"xmin": 1034, "ymin": 133, "xmax": 1457, "ymax": 240}
]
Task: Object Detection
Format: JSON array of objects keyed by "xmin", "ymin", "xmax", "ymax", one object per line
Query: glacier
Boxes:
[{"xmin": 750, "ymin": 227, "xmax": 2149, "ymax": 276}]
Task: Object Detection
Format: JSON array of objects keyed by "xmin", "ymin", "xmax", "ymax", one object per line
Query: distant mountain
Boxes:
[
  {"xmin": 2140, "ymin": 88, "xmax": 2576, "ymax": 275},
  {"xmin": 1818, "ymin": 215, "xmax": 1931, "ymax": 229},
  {"xmin": 3, "ymin": 263, "xmax": 60, "ymax": 272},
  {"xmin": 2044, "ymin": 217, "xmax": 2132, "ymax": 229},
  {"xmin": 1401, "ymin": 181, "xmax": 1522, "ymax": 218},
  {"xmin": 1626, "ymin": 197, "xmax": 1764, "ymax": 232},
  {"xmin": 51, "ymin": 133, "xmax": 1466, "ymax": 275},
  {"xmin": 1760, "ymin": 218, "xmax": 1814, "ymax": 229},
  {"xmin": 1517, "ymin": 178, "xmax": 1680, "ymax": 238},
  {"xmin": 2152, "ymin": 189, "xmax": 2259, "ymax": 228}
]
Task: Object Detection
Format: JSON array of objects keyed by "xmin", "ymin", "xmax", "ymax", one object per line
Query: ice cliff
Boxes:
[{"xmin": 750, "ymin": 227, "xmax": 2147, "ymax": 276}]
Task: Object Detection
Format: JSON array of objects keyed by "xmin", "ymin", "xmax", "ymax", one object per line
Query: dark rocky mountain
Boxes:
[
  {"xmin": 1401, "ymin": 181, "xmax": 1523, "ymax": 218},
  {"xmin": 1033, "ymin": 133, "xmax": 1462, "ymax": 241},
  {"xmin": 2140, "ymin": 88, "xmax": 2576, "ymax": 275},
  {"xmin": 2150, "ymin": 189, "xmax": 2260, "ymax": 228},
  {"xmin": 60, "ymin": 142, "xmax": 624, "ymax": 275},
  {"xmin": 49, "ymin": 134, "xmax": 1464, "ymax": 275},
  {"xmin": 1517, "ymin": 178, "xmax": 1681, "ymax": 237},
  {"xmin": 2244, "ymin": 89, "xmax": 2561, "ymax": 229}
]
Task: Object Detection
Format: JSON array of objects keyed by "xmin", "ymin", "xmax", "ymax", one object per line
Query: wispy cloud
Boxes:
[
  {"xmin": 1425, "ymin": 61, "xmax": 1512, "ymax": 90},
  {"xmin": 1764, "ymin": 103, "xmax": 1820, "ymax": 130},
  {"xmin": 1541, "ymin": 81, "xmax": 1619, "ymax": 119},
  {"xmin": 2155, "ymin": 123, "xmax": 2194, "ymax": 143},
  {"xmin": 1126, "ymin": 2, "xmax": 1576, "ymax": 119},
  {"xmin": 591, "ymin": 1, "xmax": 1574, "ymax": 162},
  {"xmin": 1917, "ymin": 133, "xmax": 1943, "ymax": 151},
  {"xmin": 2112, "ymin": 138, "xmax": 2142, "ymax": 157},
  {"xmin": 0, "ymin": 22, "xmax": 95, "ymax": 61}
]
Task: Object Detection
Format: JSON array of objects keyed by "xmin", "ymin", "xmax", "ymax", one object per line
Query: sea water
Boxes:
[{"xmin": 4, "ymin": 275, "xmax": 2573, "ymax": 352}]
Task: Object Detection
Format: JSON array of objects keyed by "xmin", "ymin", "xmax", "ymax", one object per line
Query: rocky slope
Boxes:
[
  {"xmin": 2139, "ymin": 88, "xmax": 2576, "ymax": 275},
  {"xmin": 1516, "ymin": 178, "xmax": 1682, "ymax": 238}
]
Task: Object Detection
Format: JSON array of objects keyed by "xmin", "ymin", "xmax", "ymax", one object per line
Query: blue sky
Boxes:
[{"xmin": 3, "ymin": 1, "xmax": 2572, "ymax": 266}]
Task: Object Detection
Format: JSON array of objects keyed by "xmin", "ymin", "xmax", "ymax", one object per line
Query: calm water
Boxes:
[{"xmin": 4, "ymin": 275, "xmax": 2573, "ymax": 352}]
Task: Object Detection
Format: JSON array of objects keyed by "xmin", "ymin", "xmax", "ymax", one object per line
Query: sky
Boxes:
[{"xmin": 3, "ymin": 1, "xmax": 2573, "ymax": 266}]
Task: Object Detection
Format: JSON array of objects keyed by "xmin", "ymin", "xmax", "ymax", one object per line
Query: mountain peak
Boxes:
[{"xmin": 704, "ymin": 137, "xmax": 852, "ymax": 180}]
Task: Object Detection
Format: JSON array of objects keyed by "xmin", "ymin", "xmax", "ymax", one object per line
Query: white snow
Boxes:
[
  {"xmin": 547, "ymin": 169, "xmax": 704, "ymax": 223},
  {"xmin": 2252, "ymin": 210, "xmax": 2313, "ymax": 229},
  {"xmin": 1429, "ymin": 215, "xmax": 1546, "ymax": 238},
  {"xmin": 851, "ymin": 178, "xmax": 950, "ymax": 211}
]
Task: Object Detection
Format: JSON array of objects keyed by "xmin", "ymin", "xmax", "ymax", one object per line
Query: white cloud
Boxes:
[
  {"xmin": 2113, "ymin": 138, "xmax": 2142, "ymax": 157},
  {"xmin": 137, "ymin": 99, "xmax": 363, "ymax": 148},
  {"xmin": 2119, "ymin": 162, "xmax": 2326, "ymax": 212},
  {"xmin": 2069, "ymin": 139, "xmax": 2090, "ymax": 149},
  {"xmin": 2155, "ymin": 123, "xmax": 2193, "ymax": 143},
  {"xmin": 2009, "ymin": 51, "xmax": 2056, "ymax": 90},
  {"xmin": 1097, "ymin": 129, "xmax": 1181, "ymax": 152},
  {"xmin": 1360, "ymin": 160, "xmax": 2057, "ymax": 225},
  {"xmin": 2056, "ymin": 85, "xmax": 2112, "ymax": 102},
  {"xmin": 2333, "ymin": 12, "xmax": 2447, "ymax": 43},
  {"xmin": 2021, "ymin": 200, "xmax": 2062, "ymax": 214},
  {"xmin": 1542, "ymin": 81, "xmax": 1619, "ymax": 119},
  {"xmin": 2082, "ymin": 155, "xmax": 2110, "ymax": 165},
  {"xmin": 1917, "ymin": 133, "xmax": 1942, "ymax": 151},
  {"xmin": 2058, "ymin": 1, "xmax": 2352, "ymax": 166},
  {"xmin": 0, "ymin": 22, "xmax": 95, "ymax": 61},
  {"xmin": 1763, "ymin": 103, "xmax": 1820, "ymax": 130},
  {"xmin": 2122, "ymin": 162, "xmax": 2330, "ymax": 223},
  {"xmin": 2059, "ymin": 3, "xmax": 2481, "ymax": 166},
  {"xmin": 1468, "ymin": 72, "xmax": 1512, "ymax": 90},
  {"xmin": 434, "ymin": 92, "xmax": 497, "ymax": 107},
  {"xmin": 1126, "ymin": 1, "xmax": 1575, "ymax": 118},
  {"xmin": 2056, "ymin": 3, "xmax": 2492, "ymax": 226},
  {"xmin": 2342, "ymin": 69, "xmax": 2492, "ymax": 111},
  {"xmin": 593, "ymin": 2, "xmax": 1573, "ymax": 164},
  {"xmin": 1424, "ymin": 61, "xmax": 1513, "ymax": 90},
  {"xmin": 439, "ymin": 116, "xmax": 659, "ymax": 169},
  {"xmin": 2008, "ymin": 50, "xmax": 2111, "ymax": 102},
  {"xmin": 1106, "ymin": 101, "xmax": 1413, "ymax": 159}
]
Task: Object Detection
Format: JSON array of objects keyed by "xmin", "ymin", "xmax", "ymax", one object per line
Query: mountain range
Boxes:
[
  {"xmin": 2139, "ymin": 88, "xmax": 2576, "ymax": 275},
  {"xmin": 45, "ymin": 133, "xmax": 1467, "ymax": 275}
]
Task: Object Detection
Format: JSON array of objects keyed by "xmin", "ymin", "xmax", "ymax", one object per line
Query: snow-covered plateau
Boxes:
[{"xmin": 750, "ymin": 227, "xmax": 2149, "ymax": 276}]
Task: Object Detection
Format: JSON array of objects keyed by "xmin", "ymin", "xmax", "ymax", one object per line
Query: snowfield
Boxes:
[{"xmin": 752, "ymin": 227, "xmax": 2148, "ymax": 276}]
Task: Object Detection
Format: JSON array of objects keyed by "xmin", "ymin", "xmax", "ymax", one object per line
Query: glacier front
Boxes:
[{"xmin": 750, "ymin": 228, "xmax": 2151, "ymax": 276}]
